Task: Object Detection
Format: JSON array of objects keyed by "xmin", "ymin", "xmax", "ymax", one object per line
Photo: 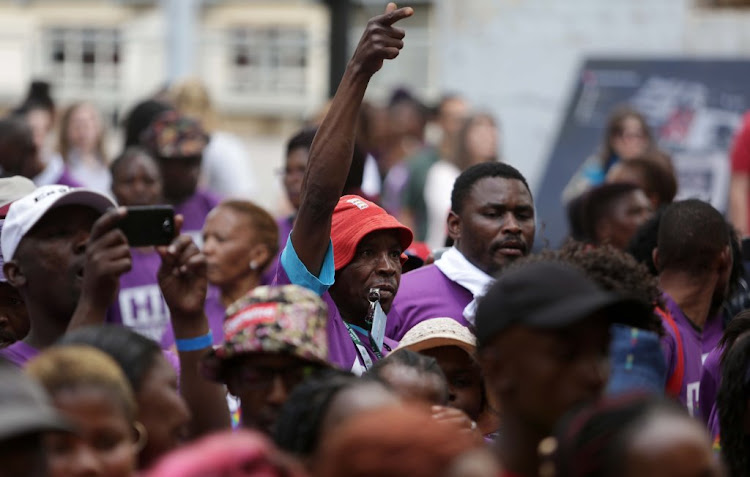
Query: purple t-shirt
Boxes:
[
  {"xmin": 56, "ymin": 169, "xmax": 82, "ymax": 188},
  {"xmin": 175, "ymin": 189, "xmax": 221, "ymax": 247},
  {"xmin": 387, "ymin": 264, "xmax": 473, "ymax": 340},
  {"xmin": 107, "ymin": 249, "xmax": 169, "ymax": 344},
  {"xmin": 277, "ymin": 236, "xmax": 397, "ymax": 374},
  {"xmin": 660, "ymin": 293, "xmax": 705, "ymax": 417},
  {"xmin": 702, "ymin": 313, "xmax": 724, "ymax": 357},
  {"xmin": 699, "ymin": 345, "xmax": 722, "ymax": 426},
  {"xmin": 107, "ymin": 248, "xmax": 225, "ymax": 349},
  {"xmin": 0, "ymin": 340, "xmax": 39, "ymax": 367}
]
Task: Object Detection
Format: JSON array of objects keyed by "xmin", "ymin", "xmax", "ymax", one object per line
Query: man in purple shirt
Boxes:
[
  {"xmin": 0, "ymin": 185, "xmax": 131, "ymax": 366},
  {"xmin": 141, "ymin": 110, "xmax": 220, "ymax": 246},
  {"xmin": 387, "ymin": 161, "xmax": 536, "ymax": 340},
  {"xmin": 275, "ymin": 3, "xmax": 414, "ymax": 374},
  {"xmin": 106, "ymin": 147, "xmax": 225, "ymax": 349},
  {"xmin": 655, "ymin": 199, "xmax": 733, "ymax": 416}
]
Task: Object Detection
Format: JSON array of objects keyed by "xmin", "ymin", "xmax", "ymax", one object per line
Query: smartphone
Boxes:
[{"xmin": 118, "ymin": 205, "xmax": 176, "ymax": 247}]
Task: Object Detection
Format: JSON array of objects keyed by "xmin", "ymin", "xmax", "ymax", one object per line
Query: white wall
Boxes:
[{"xmin": 436, "ymin": 0, "xmax": 750, "ymax": 193}]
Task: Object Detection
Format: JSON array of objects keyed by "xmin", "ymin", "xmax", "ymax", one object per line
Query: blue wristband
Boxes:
[{"xmin": 175, "ymin": 332, "xmax": 213, "ymax": 352}]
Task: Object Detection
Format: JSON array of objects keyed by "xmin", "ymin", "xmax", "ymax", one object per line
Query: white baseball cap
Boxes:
[
  {"xmin": 0, "ymin": 176, "xmax": 37, "ymax": 281},
  {"xmin": 1, "ymin": 185, "xmax": 115, "ymax": 262}
]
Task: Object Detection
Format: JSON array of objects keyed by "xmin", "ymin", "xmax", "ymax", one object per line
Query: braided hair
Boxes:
[
  {"xmin": 718, "ymin": 334, "xmax": 750, "ymax": 477},
  {"xmin": 506, "ymin": 241, "xmax": 663, "ymax": 334},
  {"xmin": 273, "ymin": 368, "xmax": 356, "ymax": 457}
]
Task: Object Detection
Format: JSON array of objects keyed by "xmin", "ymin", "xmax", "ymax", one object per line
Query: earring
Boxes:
[
  {"xmin": 249, "ymin": 260, "xmax": 258, "ymax": 271},
  {"xmin": 133, "ymin": 421, "xmax": 148, "ymax": 453}
]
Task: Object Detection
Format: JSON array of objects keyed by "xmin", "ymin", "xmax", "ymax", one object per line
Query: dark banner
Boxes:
[{"xmin": 537, "ymin": 58, "xmax": 750, "ymax": 248}]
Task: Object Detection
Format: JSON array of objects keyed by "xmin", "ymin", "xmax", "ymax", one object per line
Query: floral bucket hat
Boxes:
[{"xmin": 201, "ymin": 285, "xmax": 331, "ymax": 382}]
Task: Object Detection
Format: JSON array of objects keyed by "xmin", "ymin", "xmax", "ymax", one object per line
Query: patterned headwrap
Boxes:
[{"xmin": 140, "ymin": 110, "xmax": 209, "ymax": 159}]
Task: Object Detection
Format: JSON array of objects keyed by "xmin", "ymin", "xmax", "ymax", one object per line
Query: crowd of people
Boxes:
[{"xmin": 1, "ymin": 2, "xmax": 750, "ymax": 476}]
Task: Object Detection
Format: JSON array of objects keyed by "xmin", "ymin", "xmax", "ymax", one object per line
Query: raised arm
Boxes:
[
  {"xmin": 157, "ymin": 224, "xmax": 230, "ymax": 436},
  {"xmin": 291, "ymin": 2, "xmax": 413, "ymax": 275}
]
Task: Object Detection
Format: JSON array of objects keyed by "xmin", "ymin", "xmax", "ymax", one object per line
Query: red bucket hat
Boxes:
[{"xmin": 331, "ymin": 195, "xmax": 413, "ymax": 271}]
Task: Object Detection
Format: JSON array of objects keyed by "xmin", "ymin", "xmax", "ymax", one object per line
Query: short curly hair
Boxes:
[{"xmin": 505, "ymin": 241, "xmax": 664, "ymax": 334}]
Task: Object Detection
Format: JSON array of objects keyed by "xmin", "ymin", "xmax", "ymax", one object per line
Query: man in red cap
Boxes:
[{"xmin": 273, "ymin": 2, "xmax": 414, "ymax": 374}]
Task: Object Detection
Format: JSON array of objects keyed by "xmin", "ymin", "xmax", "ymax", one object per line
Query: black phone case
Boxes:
[{"xmin": 118, "ymin": 206, "xmax": 176, "ymax": 247}]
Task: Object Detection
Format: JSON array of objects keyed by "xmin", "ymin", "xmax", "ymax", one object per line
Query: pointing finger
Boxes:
[{"xmin": 380, "ymin": 6, "xmax": 414, "ymax": 27}]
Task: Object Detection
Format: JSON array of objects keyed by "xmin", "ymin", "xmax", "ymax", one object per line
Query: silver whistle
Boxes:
[
  {"xmin": 368, "ymin": 288, "xmax": 381, "ymax": 303},
  {"xmin": 365, "ymin": 288, "xmax": 380, "ymax": 325}
]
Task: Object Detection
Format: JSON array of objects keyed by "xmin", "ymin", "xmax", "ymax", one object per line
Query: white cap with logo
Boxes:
[{"xmin": 1, "ymin": 185, "xmax": 115, "ymax": 262}]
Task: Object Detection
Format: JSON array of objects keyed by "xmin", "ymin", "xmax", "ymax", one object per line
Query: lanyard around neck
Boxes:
[{"xmin": 343, "ymin": 321, "xmax": 383, "ymax": 370}]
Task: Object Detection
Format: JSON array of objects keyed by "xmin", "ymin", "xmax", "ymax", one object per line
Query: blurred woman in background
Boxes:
[
  {"xmin": 424, "ymin": 113, "xmax": 499, "ymax": 250},
  {"xmin": 203, "ymin": 200, "xmax": 279, "ymax": 313},
  {"xmin": 57, "ymin": 102, "xmax": 111, "ymax": 194},
  {"xmin": 169, "ymin": 78, "xmax": 257, "ymax": 199},
  {"xmin": 564, "ymin": 106, "xmax": 656, "ymax": 203}
]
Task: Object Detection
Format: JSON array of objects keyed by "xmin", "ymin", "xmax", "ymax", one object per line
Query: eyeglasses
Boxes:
[{"xmin": 228, "ymin": 364, "xmax": 319, "ymax": 393}]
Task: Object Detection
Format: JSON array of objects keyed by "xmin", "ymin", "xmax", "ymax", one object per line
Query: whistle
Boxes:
[{"xmin": 368, "ymin": 288, "xmax": 381, "ymax": 303}]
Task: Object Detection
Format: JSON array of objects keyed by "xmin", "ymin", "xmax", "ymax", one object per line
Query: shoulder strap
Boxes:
[{"xmin": 656, "ymin": 306, "xmax": 685, "ymax": 397}]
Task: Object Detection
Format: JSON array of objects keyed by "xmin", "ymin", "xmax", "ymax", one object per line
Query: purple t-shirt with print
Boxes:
[
  {"xmin": 660, "ymin": 293, "xmax": 705, "ymax": 417},
  {"xmin": 175, "ymin": 189, "xmax": 221, "ymax": 246},
  {"xmin": 107, "ymin": 248, "xmax": 225, "ymax": 349},
  {"xmin": 276, "ymin": 238, "xmax": 397, "ymax": 374},
  {"xmin": 0, "ymin": 340, "xmax": 39, "ymax": 367},
  {"xmin": 387, "ymin": 264, "xmax": 473, "ymax": 340},
  {"xmin": 107, "ymin": 249, "xmax": 169, "ymax": 344}
]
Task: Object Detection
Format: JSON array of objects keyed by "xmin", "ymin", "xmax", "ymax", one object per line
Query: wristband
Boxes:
[{"xmin": 175, "ymin": 331, "xmax": 213, "ymax": 352}]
